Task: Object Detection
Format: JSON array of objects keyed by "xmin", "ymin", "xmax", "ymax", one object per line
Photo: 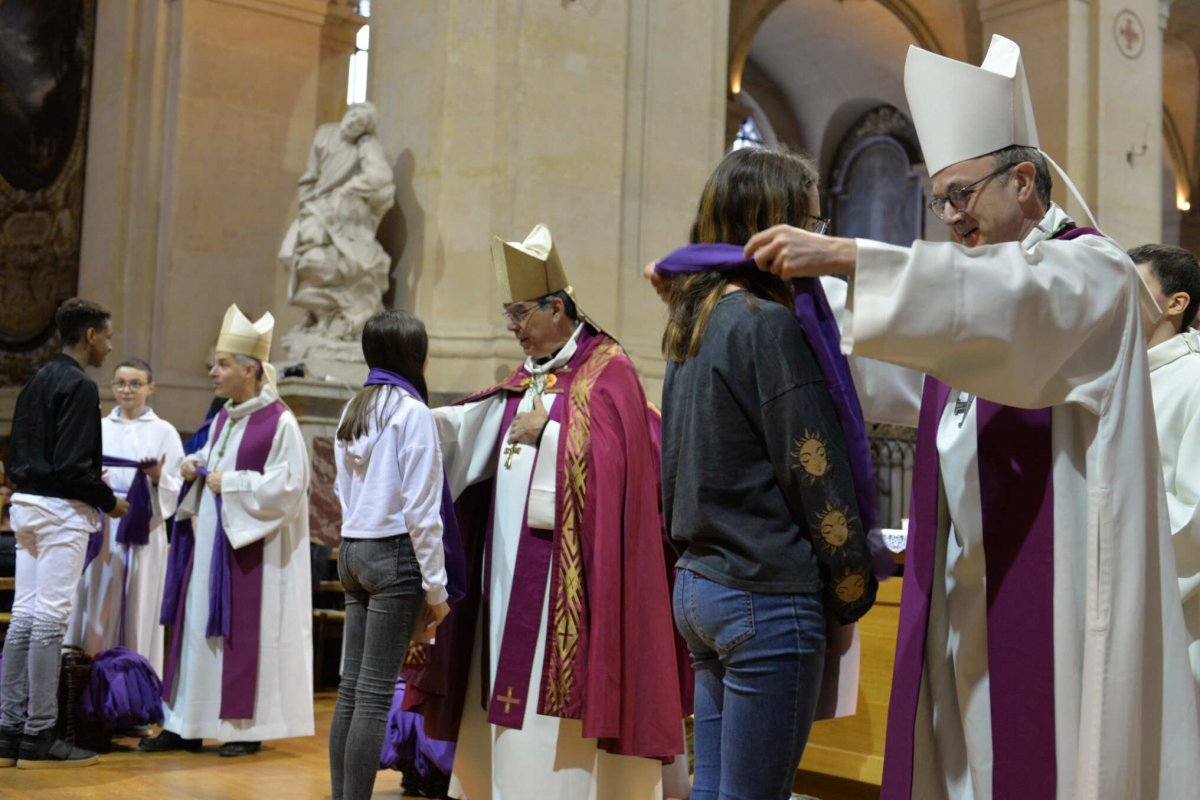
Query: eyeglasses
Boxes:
[
  {"xmin": 501, "ymin": 302, "xmax": 547, "ymax": 325},
  {"xmin": 927, "ymin": 166, "xmax": 1013, "ymax": 220},
  {"xmin": 804, "ymin": 214, "xmax": 831, "ymax": 235},
  {"xmin": 111, "ymin": 381, "xmax": 147, "ymax": 391}
]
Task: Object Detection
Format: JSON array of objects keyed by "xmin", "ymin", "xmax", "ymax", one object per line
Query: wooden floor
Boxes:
[
  {"xmin": 0, "ymin": 692, "xmax": 405, "ymax": 800},
  {"xmin": 0, "ymin": 692, "xmax": 881, "ymax": 800}
]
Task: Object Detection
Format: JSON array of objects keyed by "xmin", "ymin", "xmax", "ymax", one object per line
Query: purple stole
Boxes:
[
  {"xmin": 160, "ymin": 400, "xmax": 286, "ymax": 719},
  {"xmin": 480, "ymin": 331, "xmax": 591, "ymax": 729},
  {"xmin": 882, "ymin": 225, "xmax": 1099, "ymax": 799}
]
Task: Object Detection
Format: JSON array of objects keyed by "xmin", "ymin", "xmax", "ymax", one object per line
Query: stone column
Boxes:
[
  {"xmin": 368, "ymin": 0, "xmax": 730, "ymax": 403},
  {"xmin": 977, "ymin": 0, "xmax": 1165, "ymax": 246}
]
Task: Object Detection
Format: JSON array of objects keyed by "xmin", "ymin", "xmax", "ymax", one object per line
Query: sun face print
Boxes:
[
  {"xmin": 791, "ymin": 430, "xmax": 830, "ymax": 482},
  {"xmin": 834, "ymin": 569, "xmax": 867, "ymax": 604},
  {"xmin": 814, "ymin": 500, "xmax": 852, "ymax": 549}
]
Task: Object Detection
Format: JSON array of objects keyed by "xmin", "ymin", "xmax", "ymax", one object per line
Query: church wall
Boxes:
[
  {"xmin": 70, "ymin": 0, "xmax": 330, "ymax": 430},
  {"xmin": 368, "ymin": 0, "xmax": 730, "ymax": 404}
]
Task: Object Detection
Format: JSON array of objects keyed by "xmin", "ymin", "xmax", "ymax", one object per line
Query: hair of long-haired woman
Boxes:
[
  {"xmin": 664, "ymin": 147, "xmax": 818, "ymax": 362},
  {"xmin": 337, "ymin": 309, "xmax": 429, "ymax": 442}
]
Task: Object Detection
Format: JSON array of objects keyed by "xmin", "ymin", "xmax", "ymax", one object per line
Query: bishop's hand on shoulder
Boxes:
[
  {"xmin": 507, "ymin": 394, "xmax": 549, "ymax": 446},
  {"xmin": 744, "ymin": 224, "xmax": 858, "ymax": 280}
]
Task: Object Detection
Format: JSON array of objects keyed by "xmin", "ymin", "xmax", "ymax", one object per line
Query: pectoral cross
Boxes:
[
  {"xmin": 503, "ymin": 442, "xmax": 522, "ymax": 469},
  {"xmin": 496, "ymin": 686, "xmax": 522, "ymax": 714},
  {"xmin": 953, "ymin": 392, "xmax": 974, "ymax": 429}
]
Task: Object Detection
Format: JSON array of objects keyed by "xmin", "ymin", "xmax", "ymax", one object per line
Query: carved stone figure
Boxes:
[{"xmin": 279, "ymin": 102, "xmax": 394, "ymax": 341}]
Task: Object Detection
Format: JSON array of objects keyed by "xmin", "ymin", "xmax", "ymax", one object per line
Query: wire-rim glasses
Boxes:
[{"xmin": 927, "ymin": 166, "xmax": 1013, "ymax": 220}]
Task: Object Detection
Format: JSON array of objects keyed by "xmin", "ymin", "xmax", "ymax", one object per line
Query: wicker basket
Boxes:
[{"xmin": 54, "ymin": 645, "xmax": 110, "ymax": 752}]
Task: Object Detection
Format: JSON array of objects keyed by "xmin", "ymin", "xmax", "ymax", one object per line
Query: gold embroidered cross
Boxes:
[
  {"xmin": 496, "ymin": 686, "xmax": 522, "ymax": 714},
  {"xmin": 502, "ymin": 442, "xmax": 522, "ymax": 469}
]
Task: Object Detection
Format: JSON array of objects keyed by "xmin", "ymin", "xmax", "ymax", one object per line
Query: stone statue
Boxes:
[{"xmin": 278, "ymin": 102, "xmax": 395, "ymax": 341}]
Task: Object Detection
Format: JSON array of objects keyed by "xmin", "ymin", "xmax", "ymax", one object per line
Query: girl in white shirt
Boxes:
[{"xmin": 329, "ymin": 310, "xmax": 450, "ymax": 800}]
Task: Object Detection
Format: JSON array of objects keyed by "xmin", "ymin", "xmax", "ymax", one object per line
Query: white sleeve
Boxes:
[
  {"xmin": 153, "ymin": 424, "xmax": 187, "ymax": 522},
  {"xmin": 396, "ymin": 411, "xmax": 448, "ymax": 605},
  {"xmin": 821, "ymin": 275, "xmax": 924, "ymax": 427},
  {"xmin": 433, "ymin": 396, "xmax": 506, "ymax": 498},
  {"xmin": 1169, "ymin": 402, "xmax": 1200, "ymax": 603},
  {"xmin": 220, "ymin": 414, "xmax": 311, "ymax": 549},
  {"xmin": 844, "ymin": 235, "xmax": 1139, "ymax": 415}
]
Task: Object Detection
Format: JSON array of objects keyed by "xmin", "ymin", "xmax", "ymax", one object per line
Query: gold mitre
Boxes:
[
  {"xmin": 215, "ymin": 304, "xmax": 273, "ymax": 362},
  {"xmin": 492, "ymin": 223, "xmax": 574, "ymax": 305}
]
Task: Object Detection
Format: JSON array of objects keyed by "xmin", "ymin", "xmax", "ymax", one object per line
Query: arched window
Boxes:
[{"xmin": 346, "ymin": 1, "xmax": 371, "ymax": 104}]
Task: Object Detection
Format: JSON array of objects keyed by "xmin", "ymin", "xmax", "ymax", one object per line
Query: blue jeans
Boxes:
[
  {"xmin": 673, "ymin": 568, "xmax": 826, "ymax": 800},
  {"xmin": 329, "ymin": 535, "xmax": 424, "ymax": 800}
]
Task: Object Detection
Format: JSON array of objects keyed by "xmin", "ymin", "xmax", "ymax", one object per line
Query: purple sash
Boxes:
[
  {"xmin": 159, "ymin": 400, "xmax": 286, "ymax": 719},
  {"xmin": 363, "ymin": 368, "xmax": 467, "ymax": 603},
  {"xmin": 654, "ymin": 244, "xmax": 879, "ymax": 531}
]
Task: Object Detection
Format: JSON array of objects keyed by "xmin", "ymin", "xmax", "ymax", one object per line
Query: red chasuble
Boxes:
[{"xmin": 404, "ymin": 326, "xmax": 688, "ymax": 760}]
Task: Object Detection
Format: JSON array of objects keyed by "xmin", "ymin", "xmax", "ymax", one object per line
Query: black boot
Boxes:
[
  {"xmin": 15, "ymin": 729, "xmax": 98, "ymax": 769},
  {"xmin": 138, "ymin": 729, "xmax": 202, "ymax": 753},
  {"xmin": 0, "ymin": 727, "xmax": 21, "ymax": 768}
]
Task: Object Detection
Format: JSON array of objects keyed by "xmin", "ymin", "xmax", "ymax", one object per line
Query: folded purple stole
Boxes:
[
  {"xmin": 84, "ymin": 456, "xmax": 155, "ymax": 570},
  {"xmin": 159, "ymin": 400, "xmax": 285, "ymax": 719}
]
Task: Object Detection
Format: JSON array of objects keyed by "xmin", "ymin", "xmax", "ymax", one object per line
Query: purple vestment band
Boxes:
[
  {"xmin": 654, "ymin": 243, "xmax": 880, "ymax": 532},
  {"xmin": 485, "ymin": 389, "xmax": 569, "ymax": 729},
  {"xmin": 364, "ymin": 368, "xmax": 467, "ymax": 603},
  {"xmin": 883, "ymin": 224, "xmax": 1097, "ymax": 798},
  {"xmin": 159, "ymin": 401, "xmax": 284, "ymax": 719}
]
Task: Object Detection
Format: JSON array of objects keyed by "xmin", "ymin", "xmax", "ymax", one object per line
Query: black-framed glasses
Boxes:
[
  {"xmin": 927, "ymin": 166, "xmax": 1013, "ymax": 220},
  {"xmin": 111, "ymin": 381, "xmax": 147, "ymax": 391},
  {"xmin": 804, "ymin": 214, "xmax": 831, "ymax": 235},
  {"xmin": 501, "ymin": 301, "xmax": 548, "ymax": 325}
]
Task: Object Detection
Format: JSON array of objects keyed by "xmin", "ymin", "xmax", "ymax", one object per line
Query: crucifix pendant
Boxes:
[
  {"xmin": 953, "ymin": 392, "xmax": 974, "ymax": 428},
  {"xmin": 503, "ymin": 442, "xmax": 522, "ymax": 469}
]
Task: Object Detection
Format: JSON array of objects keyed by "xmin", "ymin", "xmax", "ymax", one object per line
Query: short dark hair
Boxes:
[
  {"xmin": 115, "ymin": 357, "xmax": 154, "ymax": 383},
  {"xmin": 537, "ymin": 290, "xmax": 578, "ymax": 322},
  {"xmin": 55, "ymin": 298, "xmax": 111, "ymax": 346},
  {"xmin": 1128, "ymin": 243, "xmax": 1200, "ymax": 330},
  {"xmin": 990, "ymin": 145, "xmax": 1052, "ymax": 207}
]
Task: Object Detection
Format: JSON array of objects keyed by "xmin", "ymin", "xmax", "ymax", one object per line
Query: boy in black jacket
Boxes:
[{"xmin": 0, "ymin": 299, "xmax": 130, "ymax": 769}]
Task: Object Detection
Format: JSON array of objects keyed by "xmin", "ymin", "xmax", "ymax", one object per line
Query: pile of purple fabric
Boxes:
[
  {"xmin": 79, "ymin": 647, "xmax": 164, "ymax": 729},
  {"xmin": 379, "ymin": 677, "xmax": 455, "ymax": 779}
]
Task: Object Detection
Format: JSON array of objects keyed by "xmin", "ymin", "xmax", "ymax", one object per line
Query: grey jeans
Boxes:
[{"xmin": 328, "ymin": 534, "xmax": 424, "ymax": 800}]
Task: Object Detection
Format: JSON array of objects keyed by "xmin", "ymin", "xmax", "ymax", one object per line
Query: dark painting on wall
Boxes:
[{"xmin": 0, "ymin": 0, "xmax": 96, "ymax": 386}]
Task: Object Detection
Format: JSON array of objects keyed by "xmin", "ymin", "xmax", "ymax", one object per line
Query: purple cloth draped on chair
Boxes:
[
  {"xmin": 379, "ymin": 677, "xmax": 456, "ymax": 777},
  {"xmin": 80, "ymin": 647, "xmax": 164, "ymax": 730}
]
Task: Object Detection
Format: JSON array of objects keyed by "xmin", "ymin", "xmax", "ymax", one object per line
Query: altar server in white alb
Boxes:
[
  {"xmin": 1131, "ymin": 243, "xmax": 1200, "ymax": 706},
  {"xmin": 67, "ymin": 358, "xmax": 185, "ymax": 677},
  {"xmin": 140, "ymin": 305, "xmax": 313, "ymax": 757},
  {"xmin": 743, "ymin": 35, "xmax": 1200, "ymax": 800}
]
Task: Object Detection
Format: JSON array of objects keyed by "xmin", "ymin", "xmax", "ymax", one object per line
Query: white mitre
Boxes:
[
  {"xmin": 216, "ymin": 304, "xmax": 273, "ymax": 361},
  {"xmin": 904, "ymin": 35, "xmax": 1038, "ymax": 177}
]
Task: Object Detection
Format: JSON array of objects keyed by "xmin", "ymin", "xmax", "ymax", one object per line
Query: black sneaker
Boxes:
[
  {"xmin": 138, "ymin": 729, "xmax": 202, "ymax": 753},
  {"xmin": 15, "ymin": 729, "xmax": 98, "ymax": 769},
  {"xmin": 217, "ymin": 740, "xmax": 261, "ymax": 757},
  {"xmin": 0, "ymin": 728, "xmax": 20, "ymax": 768}
]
